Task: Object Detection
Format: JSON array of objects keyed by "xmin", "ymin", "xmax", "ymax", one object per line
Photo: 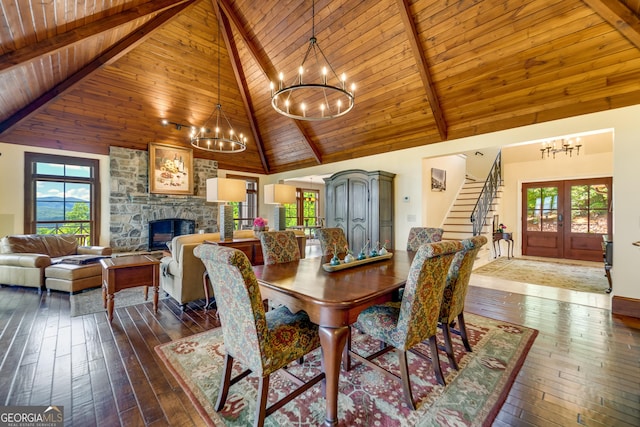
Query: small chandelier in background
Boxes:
[
  {"xmin": 270, "ymin": 0, "xmax": 355, "ymax": 121},
  {"xmin": 161, "ymin": 6, "xmax": 247, "ymax": 154},
  {"xmin": 188, "ymin": 103, "xmax": 247, "ymax": 153},
  {"xmin": 540, "ymin": 137, "xmax": 582, "ymax": 159},
  {"xmin": 304, "ymin": 177, "xmax": 317, "ymax": 202}
]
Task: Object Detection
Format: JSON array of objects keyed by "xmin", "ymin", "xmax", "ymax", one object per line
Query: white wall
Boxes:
[{"xmin": 422, "ymin": 155, "xmax": 467, "ymax": 228}]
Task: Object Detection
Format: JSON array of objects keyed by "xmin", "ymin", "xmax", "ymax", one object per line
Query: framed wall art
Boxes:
[
  {"xmin": 431, "ymin": 168, "xmax": 446, "ymax": 191},
  {"xmin": 148, "ymin": 142, "xmax": 194, "ymax": 195}
]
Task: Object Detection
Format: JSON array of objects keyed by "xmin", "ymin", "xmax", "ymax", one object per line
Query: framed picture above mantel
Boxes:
[{"xmin": 148, "ymin": 142, "xmax": 194, "ymax": 195}]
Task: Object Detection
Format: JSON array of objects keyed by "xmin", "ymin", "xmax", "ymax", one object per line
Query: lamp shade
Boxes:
[
  {"xmin": 206, "ymin": 178, "xmax": 246, "ymax": 202},
  {"xmin": 264, "ymin": 183, "xmax": 297, "ymax": 205}
]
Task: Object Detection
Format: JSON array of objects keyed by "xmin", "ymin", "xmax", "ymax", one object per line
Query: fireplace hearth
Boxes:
[{"xmin": 148, "ymin": 218, "xmax": 195, "ymax": 251}]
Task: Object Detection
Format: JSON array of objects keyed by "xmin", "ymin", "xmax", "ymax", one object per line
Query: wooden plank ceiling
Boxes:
[{"xmin": 1, "ymin": 0, "xmax": 640, "ymax": 174}]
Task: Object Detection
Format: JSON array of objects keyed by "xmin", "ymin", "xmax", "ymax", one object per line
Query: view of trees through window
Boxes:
[
  {"xmin": 25, "ymin": 153, "xmax": 98, "ymax": 245},
  {"xmin": 526, "ymin": 183, "xmax": 609, "ymax": 234}
]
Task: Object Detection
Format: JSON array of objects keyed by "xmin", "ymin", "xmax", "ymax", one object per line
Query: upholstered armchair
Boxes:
[
  {"xmin": 193, "ymin": 244, "xmax": 324, "ymax": 427},
  {"xmin": 406, "ymin": 227, "xmax": 443, "ymax": 251},
  {"xmin": 315, "ymin": 227, "xmax": 349, "ymax": 256},
  {"xmin": 258, "ymin": 231, "xmax": 301, "ymax": 265},
  {"xmin": 350, "ymin": 240, "xmax": 463, "ymax": 410},
  {"xmin": 439, "ymin": 235, "xmax": 488, "ymax": 369}
]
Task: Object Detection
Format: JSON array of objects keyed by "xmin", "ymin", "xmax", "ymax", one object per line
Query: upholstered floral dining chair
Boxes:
[
  {"xmin": 315, "ymin": 227, "xmax": 349, "ymax": 256},
  {"xmin": 438, "ymin": 235, "xmax": 488, "ymax": 370},
  {"xmin": 193, "ymin": 244, "xmax": 324, "ymax": 427},
  {"xmin": 258, "ymin": 230, "xmax": 301, "ymax": 265},
  {"xmin": 350, "ymin": 240, "xmax": 463, "ymax": 410},
  {"xmin": 406, "ymin": 227, "xmax": 443, "ymax": 251}
]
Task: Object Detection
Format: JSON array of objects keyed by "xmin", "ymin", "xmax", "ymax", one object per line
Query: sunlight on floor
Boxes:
[{"xmin": 471, "ymin": 252, "xmax": 612, "ymax": 310}]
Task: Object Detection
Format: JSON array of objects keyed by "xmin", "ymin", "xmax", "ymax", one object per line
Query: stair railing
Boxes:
[{"xmin": 470, "ymin": 151, "xmax": 502, "ymax": 236}]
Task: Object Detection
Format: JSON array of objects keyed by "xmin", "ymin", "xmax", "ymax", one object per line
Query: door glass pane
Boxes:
[
  {"xmin": 527, "ymin": 187, "xmax": 558, "ymax": 232},
  {"xmin": 590, "ymin": 209, "xmax": 608, "ymax": 233},
  {"xmin": 570, "ymin": 184, "xmax": 609, "ymax": 234},
  {"xmin": 571, "ymin": 209, "xmax": 588, "ymax": 233},
  {"xmin": 526, "ymin": 188, "xmax": 541, "ymax": 231},
  {"xmin": 542, "ymin": 208, "xmax": 558, "ymax": 232},
  {"xmin": 526, "ymin": 209, "xmax": 541, "ymax": 231}
]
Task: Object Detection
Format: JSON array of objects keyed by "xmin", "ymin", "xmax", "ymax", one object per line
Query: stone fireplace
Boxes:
[{"xmin": 109, "ymin": 146, "xmax": 219, "ymax": 252}]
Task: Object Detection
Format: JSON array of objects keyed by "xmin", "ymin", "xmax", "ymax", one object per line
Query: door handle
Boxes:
[{"xmin": 558, "ymin": 213, "xmax": 563, "ymax": 222}]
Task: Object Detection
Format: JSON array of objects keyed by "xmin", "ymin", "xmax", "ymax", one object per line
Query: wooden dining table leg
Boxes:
[{"xmin": 318, "ymin": 325, "xmax": 349, "ymax": 426}]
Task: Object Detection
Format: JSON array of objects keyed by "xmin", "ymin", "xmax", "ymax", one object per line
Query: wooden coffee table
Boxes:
[{"xmin": 100, "ymin": 255, "xmax": 160, "ymax": 322}]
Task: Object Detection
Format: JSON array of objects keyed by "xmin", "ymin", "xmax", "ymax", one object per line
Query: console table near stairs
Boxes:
[{"xmin": 493, "ymin": 232, "xmax": 514, "ymax": 259}]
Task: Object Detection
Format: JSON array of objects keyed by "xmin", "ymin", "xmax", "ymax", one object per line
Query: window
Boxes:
[
  {"xmin": 227, "ymin": 174, "xmax": 258, "ymax": 230},
  {"xmin": 24, "ymin": 153, "xmax": 100, "ymax": 245},
  {"xmin": 299, "ymin": 189, "xmax": 319, "ymax": 226},
  {"xmin": 569, "ymin": 184, "xmax": 609, "ymax": 234}
]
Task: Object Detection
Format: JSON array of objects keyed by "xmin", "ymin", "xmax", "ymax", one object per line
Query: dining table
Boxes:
[{"xmin": 252, "ymin": 250, "xmax": 415, "ymax": 426}]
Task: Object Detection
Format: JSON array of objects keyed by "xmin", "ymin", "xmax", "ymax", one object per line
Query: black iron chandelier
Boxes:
[{"xmin": 269, "ymin": 0, "xmax": 355, "ymax": 121}]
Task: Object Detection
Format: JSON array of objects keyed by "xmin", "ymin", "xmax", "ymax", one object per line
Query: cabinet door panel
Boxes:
[{"xmin": 327, "ymin": 179, "xmax": 348, "ymax": 227}]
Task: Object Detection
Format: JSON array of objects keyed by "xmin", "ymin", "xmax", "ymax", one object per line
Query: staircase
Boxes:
[{"xmin": 442, "ymin": 179, "xmax": 502, "ymax": 241}]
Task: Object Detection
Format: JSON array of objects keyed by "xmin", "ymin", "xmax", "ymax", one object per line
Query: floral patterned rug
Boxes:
[
  {"xmin": 155, "ymin": 313, "xmax": 537, "ymax": 426},
  {"xmin": 472, "ymin": 257, "xmax": 609, "ymax": 293}
]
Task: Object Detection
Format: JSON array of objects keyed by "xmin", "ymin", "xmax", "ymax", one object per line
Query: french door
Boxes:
[{"xmin": 522, "ymin": 177, "xmax": 612, "ymax": 262}]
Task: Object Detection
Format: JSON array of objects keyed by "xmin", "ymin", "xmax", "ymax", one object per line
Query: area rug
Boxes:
[
  {"xmin": 473, "ymin": 257, "xmax": 609, "ymax": 293},
  {"xmin": 155, "ymin": 313, "xmax": 537, "ymax": 426},
  {"xmin": 70, "ymin": 287, "xmax": 168, "ymax": 317}
]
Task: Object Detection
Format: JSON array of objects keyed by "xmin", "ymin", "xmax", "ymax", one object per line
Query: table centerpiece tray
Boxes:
[{"xmin": 322, "ymin": 252, "xmax": 393, "ymax": 272}]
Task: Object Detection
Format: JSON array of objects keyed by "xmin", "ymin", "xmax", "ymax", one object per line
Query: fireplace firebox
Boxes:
[{"xmin": 148, "ymin": 218, "xmax": 195, "ymax": 251}]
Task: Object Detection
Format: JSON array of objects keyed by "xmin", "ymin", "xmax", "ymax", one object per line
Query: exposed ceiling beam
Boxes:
[
  {"xmin": 396, "ymin": 0, "xmax": 447, "ymax": 140},
  {"xmin": 213, "ymin": 1, "xmax": 270, "ymax": 173},
  {"xmin": 582, "ymin": 0, "xmax": 640, "ymax": 50},
  {"xmin": 0, "ymin": 1, "xmax": 196, "ymax": 136},
  {"xmin": 218, "ymin": 0, "xmax": 323, "ymax": 164},
  {"xmin": 0, "ymin": 0, "xmax": 191, "ymax": 74}
]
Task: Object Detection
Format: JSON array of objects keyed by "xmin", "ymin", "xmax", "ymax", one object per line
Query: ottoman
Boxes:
[{"xmin": 45, "ymin": 262, "xmax": 103, "ymax": 294}]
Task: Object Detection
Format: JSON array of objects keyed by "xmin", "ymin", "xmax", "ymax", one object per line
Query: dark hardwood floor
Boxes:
[{"xmin": 0, "ymin": 279, "xmax": 638, "ymax": 426}]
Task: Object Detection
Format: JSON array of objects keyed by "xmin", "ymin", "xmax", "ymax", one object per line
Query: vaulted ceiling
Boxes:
[{"xmin": 1, "ymin": 0, "xmax": 640, "ymax": 174}]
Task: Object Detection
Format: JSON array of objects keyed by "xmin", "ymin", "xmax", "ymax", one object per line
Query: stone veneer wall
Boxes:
[{"xmin": 109, "ymin": 146, "xmax": 219, "ymax": 252}]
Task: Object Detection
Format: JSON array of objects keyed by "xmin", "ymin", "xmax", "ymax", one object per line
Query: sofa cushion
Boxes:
[
  {"xmin": 1, "ymin": 234, "xmax": 78, "ymax": 257},
  {"xmin": 45, "ymin": 263, "xmax": 102, "ymax": 280}
]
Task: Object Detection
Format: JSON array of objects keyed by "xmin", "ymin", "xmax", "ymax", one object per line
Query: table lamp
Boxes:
[
  {"xmin": 206, "ymin": 177, "xmax": 246, "ymax": 241},
  {"xmin": 264, "ymin": 183, "xmax": 296, "ymax": 231}
]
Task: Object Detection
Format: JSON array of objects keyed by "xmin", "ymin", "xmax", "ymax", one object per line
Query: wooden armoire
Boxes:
[{"xmin": 324, "ymin": 170, "xmax": 395, "ymax": 253}]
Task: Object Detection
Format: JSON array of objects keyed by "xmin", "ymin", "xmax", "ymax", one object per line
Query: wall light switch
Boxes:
[{"xmin": 407, "ymin": 214, "xmax": 416, "ymax": 222}]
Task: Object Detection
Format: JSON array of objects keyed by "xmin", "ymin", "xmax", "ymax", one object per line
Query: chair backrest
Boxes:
[
  {"xmin": 396, "ymin": 240, "xmax": 463, "ymax": 350},
  {"xmin": 315, "ymin": 228, "xmax": 349, "ymax": 256},
  {"xmin": 259, "ymin": 231, "xmax": 301, "ymax": 265},
  {"xmin": 193, "ymin": 244, "xmax": 268, "ymax": 374},
  {"xmin": 439, "ymin": 235, "xmax": 488, "ymax": 324},
  {"xmin": 406, "ymin": 227, "xmax": 443, "ymax": 251}
]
